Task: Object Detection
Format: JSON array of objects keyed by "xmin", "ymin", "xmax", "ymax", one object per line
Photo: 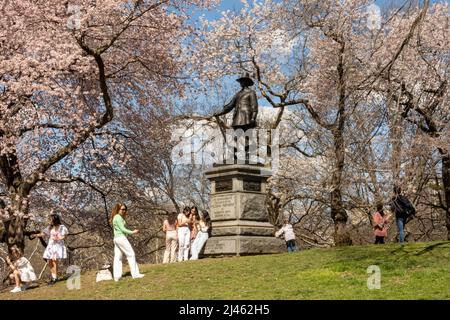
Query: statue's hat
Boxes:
[{"xmin": 236, "ymin": 73, "xmax": 254, "ymax": 86}]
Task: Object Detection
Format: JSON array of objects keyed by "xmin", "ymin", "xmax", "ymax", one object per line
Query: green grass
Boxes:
[{"xmin": 1, "ymin": 241, "xmax": 449, "ymax": 300}]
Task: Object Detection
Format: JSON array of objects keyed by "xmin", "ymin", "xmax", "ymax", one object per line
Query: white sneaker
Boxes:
[
  {"xmin": 133, "ymin": 274, "xmax": 145, "ymax": 279},
  {"xmin": 10, "ymin": 286, "xmax": 22, "ymax": 293},
  {"xmin": 114, "ymin": 278, "xmax": 120, "ymax": 282}
]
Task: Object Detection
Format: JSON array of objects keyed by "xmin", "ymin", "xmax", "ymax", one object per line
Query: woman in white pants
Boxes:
[
  {"xmin": 162, "ymin": 212, "xmax": 178, "ymax": 263},
  {"xmin": 190, "ymin": 210, "xmax": 211, "ymax": 260},
  {"xmin": 177, "ymin": 206, "xmax": 191, "ymax": 262},
  {"xmin": 110, "ymin": 204, "xmax": 145, "ymax": 281}
]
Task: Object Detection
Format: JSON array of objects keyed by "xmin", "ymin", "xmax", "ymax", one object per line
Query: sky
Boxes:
[
  {"xmin": 181, "ymin": 0, "xmax": 446, "ymax": 119},
  {"xmin": 199, "ymin": 0, "xmax": 442, "ymax": 20},
  {"xmin": 189, "ymin": 0, "xmax": 443, "ymax": 102}
]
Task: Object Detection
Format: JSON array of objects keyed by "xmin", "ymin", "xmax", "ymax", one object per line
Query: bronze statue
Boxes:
[
  {"xmin": 213, "ymin": 73, "xmax": 259, "ymax": 164},
  {"xmin": 214, "ymin": 73, "xmax": 258, "ymax": 131}
]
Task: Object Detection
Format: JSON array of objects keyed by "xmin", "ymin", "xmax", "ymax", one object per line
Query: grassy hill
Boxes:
[{"xmin": 1, "ymin": 241, "xmax": 449, "ymax": 300}]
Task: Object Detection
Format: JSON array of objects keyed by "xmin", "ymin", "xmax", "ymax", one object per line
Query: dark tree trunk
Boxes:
[
  {"xmin": 330, "ymin": 42, "xmax": 352, "ymax": 247},
  {"xmin": 6, "ymin": 217, "xmax": 25, "ymax": 253},
  {"xmin": 0, "ymin": 149, "xmax": 29, "ymax": 254},
  {"xmin": 330, "ymin": 156, "xmax": 352, "ymax": 246},
  {"xmin": 441, "ymin": 153, "xmax": 450, "ymax": 240},
  {"xmin": 266, "ymin": 191, "xmax": 283, "ymax": 226},
  {"xmin": 330, "ymin": 127, "xmax": 352, "ymax": 246},
  {"xmin": 5, "ymin": 192, "xmax": 29, "ymax": 254}
]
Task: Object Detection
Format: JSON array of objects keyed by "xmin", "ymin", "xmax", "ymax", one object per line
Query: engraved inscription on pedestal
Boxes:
[
  {"xmin": 243, "ymin": 179, "xmax": 261, "ymax": 192},
  {"xmin": 215, "ymin": 179, "xmax": 233, "ymax": 192},
  {"xmin": 204, "ymin": 238, "xmax": 236, "ymax": 254},
  {"xmin": 204, "ymin": 164, "xmax": 284, "ymax": 256},
  {"xmin": 210, "ymin": 193, "xmax": 236, "ymax": 220}
]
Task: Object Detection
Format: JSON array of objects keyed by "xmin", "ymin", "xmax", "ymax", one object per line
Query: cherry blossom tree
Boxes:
[
  {"xmin": 372, "ymin": 2, "xmax": 449, "ymax": 239},
  {"xmin": 189, "ymin": 0, "xmax": 440, "ymax": 246},
  {"xmin": 0, "ymin": 0, "xmax": 214, "ymax": 253}
]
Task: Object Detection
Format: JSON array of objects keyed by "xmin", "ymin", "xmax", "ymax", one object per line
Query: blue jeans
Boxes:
[
  {"xmin": 286, "ymin": 240, "xmax": 298, "ymax": 252},
  {"xmin": 396, "ymin": 217, "xmax": 406, "ymax": 243}
]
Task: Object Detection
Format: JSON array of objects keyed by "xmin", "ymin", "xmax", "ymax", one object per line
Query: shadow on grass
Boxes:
[
  {"xmin": 24, "ymin": 283, "xmax": 41, "ymax": 291},
  {"xmin": 414, "ymin": 241, "xmax": 450, "ymax": 256},
  {"xmin": 386, "ymin": 241, "xmax": 450, "ymax": 264},
  {"xmin": 389, "ymin": 244, "xmax": 410, "ymax": 255},
  {"xmin": 0, "ymin": 282, "xmax": 42, "ymax": 294}
]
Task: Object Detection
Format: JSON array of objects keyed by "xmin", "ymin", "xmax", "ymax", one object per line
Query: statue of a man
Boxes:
[{"xmin": 214, "ymin": 73, "xmax": 258, "ymax": 131}]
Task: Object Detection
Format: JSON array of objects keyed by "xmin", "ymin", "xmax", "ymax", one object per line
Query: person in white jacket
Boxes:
[{"xmin": 275, "ymin": 218, "xmax": 298, "ymax": 252}]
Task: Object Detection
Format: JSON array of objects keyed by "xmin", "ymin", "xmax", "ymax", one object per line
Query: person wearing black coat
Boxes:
[{"xmin": 389, "ymin": 186, "xmax": 416, "ymax": 243}]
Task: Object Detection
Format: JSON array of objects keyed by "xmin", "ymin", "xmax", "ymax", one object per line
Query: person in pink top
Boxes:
[
  {"xmin": 372, "ymin": 203, "xmax": 391, "ymax": 244},
  {"xmin": 162, "ymin": 212, "xmax": 178, "ymax": 263}
]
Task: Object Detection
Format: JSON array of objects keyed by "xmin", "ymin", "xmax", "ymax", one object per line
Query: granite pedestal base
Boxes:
[{"xmin": 203, "ymin": 164, "xmax": 285, "ymax": 256}]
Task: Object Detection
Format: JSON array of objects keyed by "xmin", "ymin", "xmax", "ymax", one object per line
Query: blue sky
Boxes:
[
  {"xmin": 199, "ymin": 0, "xmax": 442, "ymax": 20},
  {"xmin": 210, "ymin": 0, "xmax": 245, "ymax": 15},
  {"xmin": 186, "ymin": 0, "xmax": 444, "ymax": 112}
]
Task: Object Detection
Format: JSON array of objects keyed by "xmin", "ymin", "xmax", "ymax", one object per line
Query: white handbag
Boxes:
[{"xmin": 96, "ymin": 265, "xmax": 113, "ymax": 282}]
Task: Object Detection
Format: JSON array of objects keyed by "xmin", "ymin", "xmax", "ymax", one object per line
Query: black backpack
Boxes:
[{"xmin": 391, "ymin": 195, "xmax": 416, "ymax": 217}]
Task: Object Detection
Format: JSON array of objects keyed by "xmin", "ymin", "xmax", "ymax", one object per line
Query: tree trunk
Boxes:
[
  {"xmin": 389, "ymin": 93, "xmax": 404, "ymax": 182},
  {"xmin": 331, "ymin": 189, "xmax": 352, "ymax": 246},
  {"xmin": 330, "ymin": 129, "xmax": 352, "ymax": 246},
  {"xmin": 6, "ymin": 217, "xmax": 25, "ymax": 253},
  {"xmin": 266, "ymin": 191, "xmax": 282, "ymax": 226},
  {"xmin": 441, "ymin": 153, "xmax": 450, "ymax": 240},
  {"xmin": 5, "ymin": 192, "xmax": 29, "ymax": 254},
  {"xmin": 0, "ymin": 149, "xmax": 29, "ymax": 254},
  {"xmin": 330, "ymin": 42, "xmax": 352, "ymax": 246}
]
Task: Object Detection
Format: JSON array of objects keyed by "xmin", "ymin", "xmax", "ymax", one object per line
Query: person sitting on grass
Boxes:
[{"xmin": 6, "ymin": 246, "xmax": 37, "ymax": 293}]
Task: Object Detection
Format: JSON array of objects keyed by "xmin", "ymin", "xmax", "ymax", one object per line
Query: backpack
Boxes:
[{"xmin": 391, "ymin": 195, "xmax": 416, "ymax": 217}]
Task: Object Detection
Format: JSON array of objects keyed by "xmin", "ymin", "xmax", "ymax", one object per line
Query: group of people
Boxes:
[
  {"xmin": 5, "ymin": 213, "xmax": 69, "ymax": 293},
  {"xmin": 3, "ymin": 185, "xmax": 415, "ymax": 293},
  {"xmin": 110, "ymin": 204, "xmax": 212, "ymax": 283},
  {"xmin": 274, "ymin": 185, "xmax": 417, "ymax": 250},
  {"xmin": 4, "ymin": 203, "xmax": 212, "ymax": 293},
  {"xmin": 371, "ymin": 185, "xmax": 416, "ymax": 244},
  {"xmin": 162, "ymin": 206, "xmax": 212, "ymax": 263}
]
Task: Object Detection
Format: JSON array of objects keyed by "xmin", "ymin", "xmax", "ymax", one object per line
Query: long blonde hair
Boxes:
[{"xmin": 109, "ymin": 203, "xmax": 127, "ymax": 225}]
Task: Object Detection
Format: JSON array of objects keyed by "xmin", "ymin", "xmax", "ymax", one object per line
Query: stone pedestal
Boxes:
[{"xmin": 203, "ymin": 164, "xmax": 285, "ymax": 256}]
